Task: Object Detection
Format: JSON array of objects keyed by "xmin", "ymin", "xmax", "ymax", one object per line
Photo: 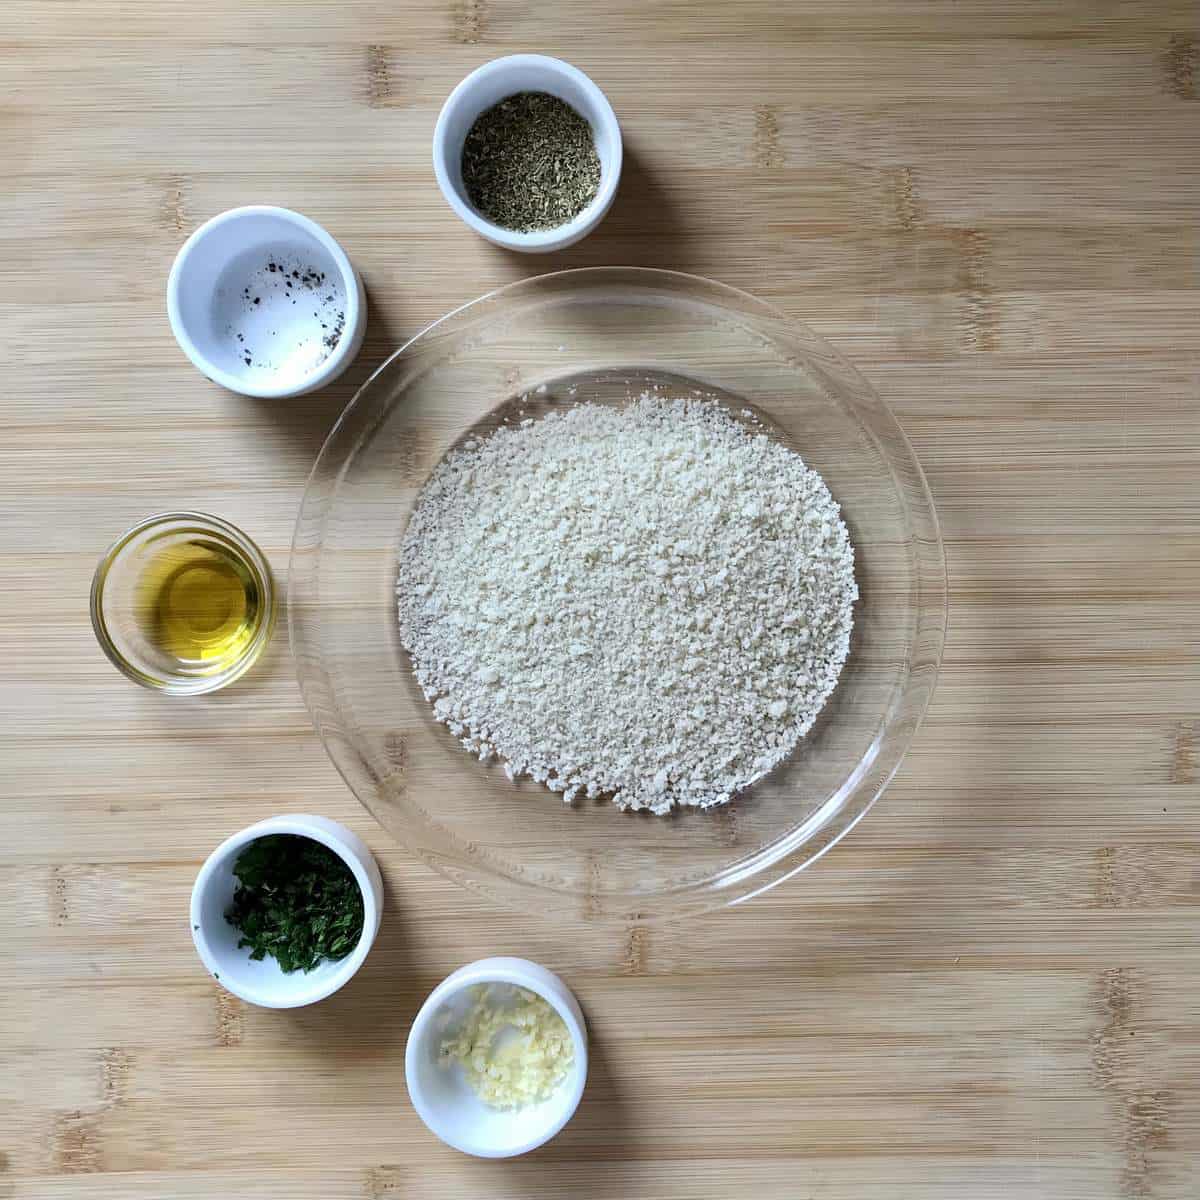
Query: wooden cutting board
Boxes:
[{"xmin": 2, "ymin": 3, "xmax": 1197, "ymax": 1197}]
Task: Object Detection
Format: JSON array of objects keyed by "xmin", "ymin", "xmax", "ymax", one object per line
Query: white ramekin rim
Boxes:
[
  {"xmin": 167, "ymin": 205, "xmax": 367, "ymax": 398},
  {"xmin": 405, "ymin": 956, "xmax": 589, "ymax": 1156},
  {"xmin": 190, "ymin": 813, "xmax": 383, "ymax": 1008},
  {"xmin": 432, "ymin": 55, "xmax": 623, "ymax": 253}
]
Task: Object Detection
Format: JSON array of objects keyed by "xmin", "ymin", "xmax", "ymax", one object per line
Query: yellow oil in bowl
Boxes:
[
  {"xmin": 138, "ymin": 538, "xmax": 264, "ymax": 671},
  {"xmin": 91, "ymin": 513, "xmax": 275, "ymax": 694}
]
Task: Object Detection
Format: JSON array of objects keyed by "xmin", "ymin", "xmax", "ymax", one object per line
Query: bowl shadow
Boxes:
[
  {"xmin": 492, "ymin": 141, "xmax": 695, "ymax": 273},
  {"xmin": 502, "ymin": 1024, "xmax": 633, "ymax": 1185},
  {"xmin": 244, "ymin": 276, "xmax": 409, "ymax": 462},
  {"xmin": 277, "ymin": 868, "xmax": 423, "ymax": 1058}
]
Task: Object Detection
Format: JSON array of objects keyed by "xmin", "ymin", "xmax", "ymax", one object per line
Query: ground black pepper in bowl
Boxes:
[{"xmin": 461, "ymin": 91, "xmax": 601, "ymax": 233}]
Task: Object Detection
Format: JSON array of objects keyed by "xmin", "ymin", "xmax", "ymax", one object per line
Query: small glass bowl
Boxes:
[{"xmin": 91, "ymin": 512, "xmax": 276, "ymax": 695}]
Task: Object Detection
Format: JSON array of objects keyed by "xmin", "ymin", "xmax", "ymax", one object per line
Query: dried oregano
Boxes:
[{"xmin": 461, "ymin": 91, "xmax": 601, "ymax": 232}]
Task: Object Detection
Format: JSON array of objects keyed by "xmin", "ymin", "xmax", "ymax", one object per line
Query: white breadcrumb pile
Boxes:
[{"xmin": 397, "ymin": 393, "xmax": 857, "ymax": 815}]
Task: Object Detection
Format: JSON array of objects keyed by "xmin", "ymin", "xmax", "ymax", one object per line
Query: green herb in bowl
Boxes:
[{"xmin": 225, "ymin": 834, "xmax": 364, "ymax": 974}]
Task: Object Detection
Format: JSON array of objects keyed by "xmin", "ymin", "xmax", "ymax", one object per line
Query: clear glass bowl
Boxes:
[
  {"xmin": 92, "ymin": 511, "xmax": 276, "ymax": 695},
  {"xmin": 290, "ymin": 269, "xmax": 946, "ymax": 923}
]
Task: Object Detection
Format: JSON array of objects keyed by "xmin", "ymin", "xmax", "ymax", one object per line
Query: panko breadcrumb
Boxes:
[{"xmin": 397, "ymin": 394, "xmax": 857, "ymax": 814}]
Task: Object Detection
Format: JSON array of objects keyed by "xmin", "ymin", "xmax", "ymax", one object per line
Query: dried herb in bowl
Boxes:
[
  {"xmin": 225, "ymin": 835, "xmax": 364, "ymax": 973},
  {"xmin": 461, "ymin": 91, "xmax": 601, "ymax": 232}
]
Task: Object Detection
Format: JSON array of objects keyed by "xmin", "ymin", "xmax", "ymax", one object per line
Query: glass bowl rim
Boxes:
[{"xmin": 288, "ymin": 267, "xmax": 948, "ymax": 922}]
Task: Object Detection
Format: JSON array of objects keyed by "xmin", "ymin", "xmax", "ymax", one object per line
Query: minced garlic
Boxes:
[{"xmin": 439, "ymin": 984, "xmax": 573, "ymax": 1109}]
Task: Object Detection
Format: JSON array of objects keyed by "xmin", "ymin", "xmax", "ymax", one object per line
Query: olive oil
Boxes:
[
  {"xmin": 92, "ymin": 512, "xmax": 274, "ymax": 694},
  {"xmin": 135, "ymin": 538, "xmax": 264, "ymax": 673}
]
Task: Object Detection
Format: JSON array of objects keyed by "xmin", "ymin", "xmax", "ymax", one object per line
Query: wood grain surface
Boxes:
[{"xmin": 2, "ymin": 3, "xmax": 1198, "ymax": 1197}]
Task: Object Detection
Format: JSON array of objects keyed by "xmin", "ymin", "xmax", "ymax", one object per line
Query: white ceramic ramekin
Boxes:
[
  {"xmin": 433, "ymin": 55, "xmax": 622, "ymax": 253},
  {"xmin": 191, "ymin": 814, "xmax": 383, "ymax": 1008},
  {"xmin": 167, "ymin": 206, "xmax": 367, "ymax": 398},
  {"xmin": 405, "ymin": 957, "xmax": 589, "ymax": 1157}
]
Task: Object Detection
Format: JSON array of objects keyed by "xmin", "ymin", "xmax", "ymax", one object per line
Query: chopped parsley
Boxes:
[{"xmin": 225, "ymin": 835, "xmax": 364, "ymax": 974}]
